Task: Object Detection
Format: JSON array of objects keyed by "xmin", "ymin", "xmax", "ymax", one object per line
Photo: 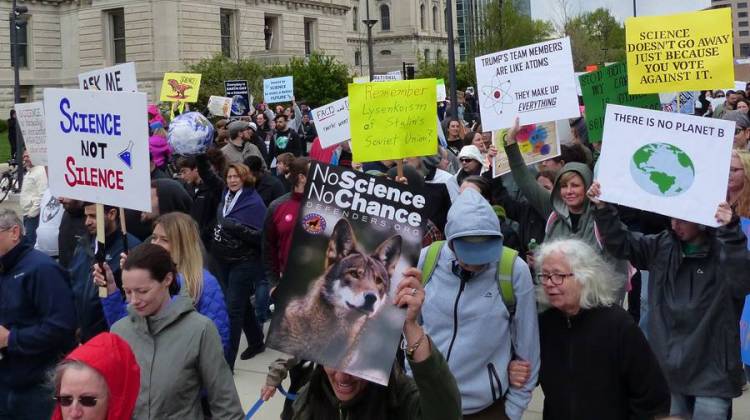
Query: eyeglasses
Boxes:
[
  {"xmin": 535, "ymin": 272, "xmax": 574, "ymax": 285},
  {"xmin": 54, "ymin": 395, "xmax": 99, "ymax": 408},
  {"xmin": 459, "ymin": 158, "xmax": 475, "ymax": 163}
]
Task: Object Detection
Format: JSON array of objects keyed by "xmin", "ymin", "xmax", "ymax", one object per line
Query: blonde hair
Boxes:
[
  {"xmin": 154, "ymin": 213, "xmax": 205, "ymax": 305},
  {"xmin": 732, "ymin": 150, "xmax": 750, "ymax": 218}
]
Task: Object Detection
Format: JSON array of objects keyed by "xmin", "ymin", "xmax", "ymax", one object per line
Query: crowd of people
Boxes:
[{"xmin": 1, "ymin": 82, "xmax": 750, "ymax": 420}]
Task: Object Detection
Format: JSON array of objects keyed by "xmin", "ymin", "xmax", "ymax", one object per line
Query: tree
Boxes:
[
  {"xmin": 415, "ymin": 57, "xmax": 472, "ymax": 92},
  {"xmin": 563, "ymin": 8, "xmax": 625, "ymax": 70},
  {"xmin": 186, "ymin": 54, "xmax": 267, "ymax": 111}
]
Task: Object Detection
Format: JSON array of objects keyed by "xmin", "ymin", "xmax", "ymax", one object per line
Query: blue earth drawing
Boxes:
[
  {"xmin": 167, "ymin": 112, "xmax": 214, "ymax": 155},
  {"xmin": 231, "ymin": 95, "xmax": 248, "ymax": 115},
  {"xmin": 629, "ymin": 143, "xmax": 695, "ymax": 197}
]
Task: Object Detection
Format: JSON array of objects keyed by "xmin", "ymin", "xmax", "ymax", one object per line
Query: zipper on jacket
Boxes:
[
  {"xmin": 566, "ymin": 316, "xmax": 572, "ymax": 329},
  {"xmin": 566, "ymin": 315, "xmax": 575, "ymax": 419},
  {"xmin": 446, "ymin": 278, "xmax": 467, "ymax": 362},
  {"xmin": 487, "ymin": 362, "xmax": 503, "ymax": 401}
]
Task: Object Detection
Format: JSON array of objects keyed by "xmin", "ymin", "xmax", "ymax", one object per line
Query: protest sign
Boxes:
[
  {"xmin": 43, "ymin": 88, "xmax": 151, "ymax": 212},
  {"xmin": 741, "ymin": 294, "xmax": 750, "ymax": 365},
  {"xmin": 224, "ymin": 80, "xmax": 250, "ymax": 116},
  {"xmin": 349, "ymin": 79, "xmax": 437, "ymax": 161},
  {"xmin": 267, "ymin": 162, "xmax": 427, "ymax": 385},
  {"xmin": 353, "ymin": 76, "xmax": 370, "ymax": 84},
  {"xmin": 736, "ymin": 81, "xmax": 747, "ymax": 92},
  {"xmin": 474, "ymin": 37, "xmax": 579, "ymax": 131},
  {"xmin": 597, "ymin": 104, "xmax": 733, "ymax": 227},
  {"xmin": 264, "ymin": 76, "xmax": 294, "ymax": 103},
  {"xmin": 491, "ymin": 119, "xmax": 562, "ymax": 177},
  {"xmin": 312, "ymin": 97, "xmax": 350, "ymax": 148},
  {"xmin": 78, "ymin": 63, "xmax": 138, "ymax": 92},
  {"xmin": 14, "ymin": 102, "xmax": 47, "ymax": 165},
  {"xmin": 207, "ymin": 96, "xmax": 233, "ymax": 118},
  {"xmin": 660, "ymin": 91, "xmax": 697, "ymax": 114},
  {"xmin": 159, "ymin": 73, "xmax": 201, "ymax": 103},
  {"xmin": 579, "ymin": 62, "xmax": 661, "ymax": 142},
  {"xmin": 436, "ymin": 79, "xmax": 447, "ymax": 102},
  {"xmin": 372, "ymin": 72, "xmax": 403, "ymax": 82},
  {"xmin": 625, "ymin": 8, "xmax": 734, "ymax": 94}
]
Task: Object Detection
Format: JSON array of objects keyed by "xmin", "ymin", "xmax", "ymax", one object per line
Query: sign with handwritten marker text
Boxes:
[
  {"xmin": 159, "ymin": 73, "xmax": 202, "ymax": 103},
  {"xmin": 312, "ymin": 97, "xmax": 351, "ymax": 148}
]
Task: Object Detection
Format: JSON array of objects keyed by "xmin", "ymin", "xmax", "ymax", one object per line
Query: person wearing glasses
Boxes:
[
  {"xmin": 0, "ymin": 209, "xmax": 77, "ymax": 419},
  {"xmin": 52, "ymin": 332, "xmax": 140, "ymax": 420},
  {"xmin": 510, "ymin": 238, "xmax": 670, "ymax": 420},
  {"xmin": 721, "ymin": 110, "xmax": 750, "ymax": 150}
]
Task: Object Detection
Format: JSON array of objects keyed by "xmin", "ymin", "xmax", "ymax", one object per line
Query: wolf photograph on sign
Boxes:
[{"xmin": 267, "ymin": 162, "xmax": 427, "ymax": 385}]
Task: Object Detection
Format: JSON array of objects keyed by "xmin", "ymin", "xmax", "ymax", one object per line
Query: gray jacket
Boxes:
[
  {"xmin": 414, "ymin": 189, "xmax": 540, "ymax": 419},
  {"xmin": 112, "ymin": 295, "xmax": 243, "ymax": 419}
]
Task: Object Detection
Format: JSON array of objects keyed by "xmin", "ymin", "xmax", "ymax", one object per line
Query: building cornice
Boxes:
[{"xmin": 250, "ymin": 0, "xmax": 350, "ymax": 15}]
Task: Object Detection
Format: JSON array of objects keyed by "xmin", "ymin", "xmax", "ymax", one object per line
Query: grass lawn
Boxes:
[{"xmin": 0, "ymin": 131, "xmax": 11, "ymax": 162}]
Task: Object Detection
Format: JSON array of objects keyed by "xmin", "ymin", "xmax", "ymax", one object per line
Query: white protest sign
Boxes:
[
  {"xmin": 436, "ymin": 79, "xmax": 447, "ymax": 102},
  {"xmin": 475, "ymin": 37, "xmax": 579, "ymax": 131},
  {"xmin": 78, "ymin": 62, "xmax": 138, "ymax": 92},
  {"xmin": 264, "ymin": 76, "xmax": 294, "ymax": 103},
  {"xmin": 373, "ymin": 72, "xmax": 403, "ymax": 82},
  {"xmin": 312, "ymin": 97, "xmax": 350, "ymax": 148},
  {"xmin": 735, "ymin": 81, "xmax": 747, "ymax": 92},
  {"xmin": 207, "ymin": 95, "xmax": 233, "ymax": 118},
  {"xmin": 597, "ymin": 104, "xmax": 733, "ymax": 227},
  {"xmin": 43, "ymin": 88, "xmax": 151, "ymax": 212},
  {"xmin": 14, "ymin": 102, "xmax": 47, "ymax": 165},
  {"xmin": 353, "ymin": 76, "xmax": 370, "ymax": 84}
]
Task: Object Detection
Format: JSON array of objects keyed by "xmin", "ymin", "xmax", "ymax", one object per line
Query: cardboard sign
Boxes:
[
  {"xmin": 597, "ymin": 104, "xmax": 733, "ymax": 227},
  {"xmin": 159, "ymin": 73, "xmax": 202, "ymax": 103},
  {"xmin": 349, "ymin": 79, "xmax": 437, "ymax": 161},
  {"xmin": 264, "ymin": 76, "xmax": 294, "ymax": 103},
  {"xmin": 312, "ymin": 97, "xmax": 350, "ymax": 148},
  {"xmin": 579, "ymin": 63, "xmax": 661, "ymax": 142},
  {"xmin": 207, "ymin": 96, "xmax": 233, "ymax": 118},
  {"xmin": 267, "ymin": 162, "xmax": 427, "ymax": 385},
  {"xmin": 475, "ymin": 37, "xmax": 580, "ymax": 131},
  {"xmin": 78, "ymin": 63, "xmax": 138, "ymax": 92},
  {"xmin": 14, "ymin": 102, "xmax": 47, "ymax": 165},
  {"xmin": 436, "ymin": 79, "xmax": 447, "ymax": 102},
  {"xmin": 491, "ymin": 120, "xmax": 563, "ymax": 177},
  {"xmin": 43, "ymin": 88, "xmax": 151, "ymax": 212},
  {"xmin": 224, "ymin": 80, "xmax": 251, "ymax": 116},
  {"xmin": 625, "ymin": 8, "xmax": 734, "ymax": 94}
]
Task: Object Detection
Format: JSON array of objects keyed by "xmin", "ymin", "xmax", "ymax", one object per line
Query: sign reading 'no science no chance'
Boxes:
[
  {"xmin": 349, "ymin": 79, "xmax": 437, "ymax": 162},
  {"xmin": 43, "ymin": 88, "xmax": 151, "ymax": 212}
]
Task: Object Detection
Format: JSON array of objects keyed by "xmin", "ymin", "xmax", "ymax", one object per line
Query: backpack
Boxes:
[{"xmin": 421, "ymin": 240, "xmax": 519, "ymax": 318}]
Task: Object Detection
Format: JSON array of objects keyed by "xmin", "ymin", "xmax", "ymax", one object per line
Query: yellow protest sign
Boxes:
[
  {"xmin": 625, "ymin": 8, "xmax": 734, "ymax": 94},
  {"xmin": 159, "ymin": 72, "xmax": 202, "ymax": 103},
  {"xmin": 349, "ymin": 79, "xmax": 437, "ymax": 162}
]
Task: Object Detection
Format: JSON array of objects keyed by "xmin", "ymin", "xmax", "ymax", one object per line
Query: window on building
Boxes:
[
  {"xmin": 220, "ymin": 9, "xmax": 235, "ymax": 58},
  {"xmin": 304, "ymin": 18, "xmax": 317, "ymax": 56},
  {"xmin": 741, "ymin": 21, "xmax": 749, "ymax": 27},
  {"xmin": 433, "ymin": 6, "xmax": 438, "ymax": 31},
  {"xmin": 741, "ymin": 30, "xmax": 750, "ymax": 36},
  {"xmin": 424, "ymin": 48, "xmax": 430, "ymax": 62},
  {"xmin": 355, "ymin": 51, "xmax": 361, "ymax": 66},
  {"xmin": 740, "ymin": 2, "xmax": 748, "ymax": 8},
  {"xmin": 265, "ymin": 16, "xmax": 279, "ymax": 51},
  {"xmin": 742, "ymin": 43, "xmax": 750, "ymax": 57},
  {"xmin": 444, "ymin": 7, "xmax": 448, "ymax": 32},
  {"xmin": 10, "ymin": 15, "xmax": 29, "ymax": 68},
  {"xmin": 741, "ymin": 11, "xmax": 749, "ymax": 18},
  {"xmin": 380, "ymin": 5, "xmax": 390, "ymax": 30},
  {"xmin": 353, "ymin": 7, "xmax": 358, "ymax": 31},
  {"xmin": 420, "ymin": 4, "xmax": 426, "ymax": 30},
  {"xmin": 107, "ymin": 8, "xmax": 126, "ymax": 64},
  {"xmin": 381, "ymin": 49, "xmax": 392, "ymax": 55},
  {"xmin": 436, "ymin": 49, "xmax": 442, "ymax": 61}
]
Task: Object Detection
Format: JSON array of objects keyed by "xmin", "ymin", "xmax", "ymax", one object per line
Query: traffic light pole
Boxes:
[
  {"xmin": 446, "ymin": 0, "xmax": 458, "ymax": 119},
  {"xmin": 11, "ymin": 0, "xmax": 25, "ymax": 187}
]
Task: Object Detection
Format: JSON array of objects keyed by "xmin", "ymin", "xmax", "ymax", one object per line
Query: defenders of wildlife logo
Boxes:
[
  {"xmin": 629, "ymin": 143, "xmax": 695, "ymax": 197},
  {"xmin": 302, "ymin": 213, "xmax": 326, "ymax": 235}
]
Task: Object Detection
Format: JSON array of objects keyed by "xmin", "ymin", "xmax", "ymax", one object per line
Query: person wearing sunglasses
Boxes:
[
  {"xmin": 508, "ymin": 239, "xmax": 670, "ymax": 420},
  {"xmin": 52, "ymin": 332, "xmax": 140, "ymax": 420},
  {"xmin": 722, "ymin": 110, "xmax": 750, "ymax": 150}
]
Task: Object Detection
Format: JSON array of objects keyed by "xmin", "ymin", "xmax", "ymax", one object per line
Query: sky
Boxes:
[{"xmin": 530, "ymin": 0, "xmax": 711, "ymax": 25}]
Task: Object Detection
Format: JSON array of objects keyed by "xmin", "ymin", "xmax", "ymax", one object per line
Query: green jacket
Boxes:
[
  {"xmin": 112, "ymin": 295, "xmax": 243, "ymax": 420},
  {"xmin": 291, "ymin": 338, "xmax": 461, "ymax": 420}
]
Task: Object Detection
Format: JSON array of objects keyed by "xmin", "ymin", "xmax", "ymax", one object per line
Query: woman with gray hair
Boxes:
[{"xmin": 510, "ymin": 238, "xmax": 671, "ymax": 420}]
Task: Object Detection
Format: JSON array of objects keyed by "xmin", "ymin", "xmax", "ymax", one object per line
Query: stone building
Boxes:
[{"xmin": 710, "ymin": 0, "xmax": 750, "ymax": 58}]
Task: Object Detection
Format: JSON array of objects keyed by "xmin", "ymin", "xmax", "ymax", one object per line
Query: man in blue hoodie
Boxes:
[
  {"xmin": 416, "ymin": 189, "xmax": 540, "ymax": 419},
  {"xmin": 0, "ymin": 208, "xmax": 76, "ymax": 418}
]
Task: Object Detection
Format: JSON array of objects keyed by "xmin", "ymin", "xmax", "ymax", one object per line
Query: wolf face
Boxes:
[{"xmin": 321, "ymin": 219, "xmax": 401, "ymax": 318}]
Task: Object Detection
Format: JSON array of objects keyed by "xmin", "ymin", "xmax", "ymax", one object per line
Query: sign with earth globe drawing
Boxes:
[{"xmin": 629, "ymin": 143, "xmax": 695, "ymax": 197}]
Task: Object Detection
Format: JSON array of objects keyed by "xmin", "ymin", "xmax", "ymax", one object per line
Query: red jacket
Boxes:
[
  {"xmin": 51, "ymin": 332, "xmax": 140, "ymax": 420},
  {"xmin": 263, "ymin": 192, "xmax": 303, "ymax": 287}
]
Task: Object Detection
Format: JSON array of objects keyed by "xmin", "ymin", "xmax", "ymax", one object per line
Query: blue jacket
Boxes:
[
  {"xmin": 0, "ymin": 242, "xmax": 77, "ymax": 388},
  {"xmin": 69, "ymin": 232, "xmax": 140, "ymax": 343},
  {"xmin": 101, "ymin": 269, "xmax": 231, "ymax": 360}
]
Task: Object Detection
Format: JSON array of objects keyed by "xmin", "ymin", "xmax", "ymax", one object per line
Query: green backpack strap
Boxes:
[
  {"xmin": 497, "ymin": 246, "xmax": 518, "ymax": 318},
  {"xmin": 421, "ymin": 240, "xmax": 445, "ymax": 286}
]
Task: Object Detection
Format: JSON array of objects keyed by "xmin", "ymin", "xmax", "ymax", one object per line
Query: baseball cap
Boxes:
[
  {"xmin": 228, "ymin": 120, "xmax": 250, "ymax": 139},
  {"xmin": 247, "ymin": 122, "xmax": 258, "ymax": 132},
  {"xmin": 723, "ymin": 110, "xmax": 750, "ymax": 129},
  {"xmin": 452, "ymin": 235, "xmax": 503, "ymax": 265}
]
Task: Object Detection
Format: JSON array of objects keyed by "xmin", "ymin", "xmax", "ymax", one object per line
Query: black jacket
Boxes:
[
  {"xmin": 595, "ymin": 204, "xmax": 750, "ymax": 398},
  {"xmin": 297, "ymin": 121, "xmax": 317, "ymax": 148},
  {"xmin": 269, "ymin": 128, "xmax": 303, "ymax": 159},
  {"xmin": 193, "ymin": 154, "xmax": 224, "ymax": 244},
  {"xmin": 0, "ymin": 243, "xmax": 77, "ymax": 388},
  {"xmin": 539, "ymin": 306, "xmax": 670, "ymax": 420},
  {"xmin": 255, "ymin": 172, "xmax": 286, "ymax": 207},
  {"xmin": 491, "ymin": 177, "xmax": 546, "ymax": 257},
  {"xmin": 58, "ymin": 208, "xmax": 87, "ymax": 269}
]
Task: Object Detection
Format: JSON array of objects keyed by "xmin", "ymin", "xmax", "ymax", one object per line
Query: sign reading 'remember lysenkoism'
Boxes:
[
  {"xmin": 267, "ymin": 161, "xmax": 427, "ymax": 386},
  {"xmin": 349, "ymin": 79, "xmax": 437, "ymax": 161},
  {"xmin": 43, "ymin": 88, "xmax": 151, "ymax": 212},
  {"xmin": 625, "ymin": 7, "xmax": 734, "ymax": 94},
  {"xmin": 579, "ymin": 62, "xmax": 661, "ymax": 142},
  {"xmin": 474, "ymin": 37, "xmax": 580, "ymax": 131},
  {"xmin": 596, "ymin": 104, "xmax": 734, "ymax": 227}
]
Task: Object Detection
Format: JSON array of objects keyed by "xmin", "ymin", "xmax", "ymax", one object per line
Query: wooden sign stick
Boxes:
[{"xmin": 96, "ymin": 204, "xmax": 108, "ymax": 298}]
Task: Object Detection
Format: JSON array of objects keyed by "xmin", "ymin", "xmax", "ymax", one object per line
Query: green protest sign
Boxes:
[{"xmin": 579, "ymin": 62, "xmax": 660, "ymax": 142}]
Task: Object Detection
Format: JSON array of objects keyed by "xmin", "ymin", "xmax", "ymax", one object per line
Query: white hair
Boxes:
[{"xmin": 534, "ymin": 238, "xmax": 622, "ymax": 310}]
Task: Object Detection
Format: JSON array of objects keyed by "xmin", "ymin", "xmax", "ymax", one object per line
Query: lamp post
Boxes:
[
  {"xmin": 10, "ymin": 0, "xmax": 28, "ymax": 187},
  {"xmin": 633, "ymin": 0, "xmax": 637, "ymax": 17},
  {"xmin": 446, "ymin": 0, "xmax": 458, "ymax": 118},
  {"xmin": 363, "ymin": 0, "xmax": 378, "ymax": 80}
]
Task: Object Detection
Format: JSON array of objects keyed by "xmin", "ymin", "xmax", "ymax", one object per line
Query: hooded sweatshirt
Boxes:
[
  {"xmin": 413, "ymin": 189, "xmax": 540, "ymax": 419},
  {"xmin": 111, "ymin": 295, "xmax": 243, "ymax": 419},
  {"xmin": 153, "ymin": 179, "xmax": 192, "ymax": 215},
  {"xmin": 148, "ymin": 134, "xmax": 171, "ymax": 168},
  {"xmin": 51, "ymin": 332, "xmax": 140, "ymax": 420}
]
